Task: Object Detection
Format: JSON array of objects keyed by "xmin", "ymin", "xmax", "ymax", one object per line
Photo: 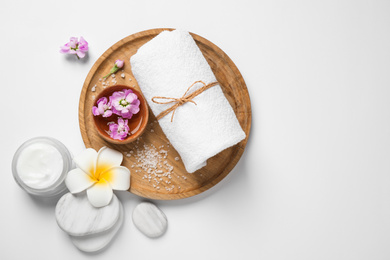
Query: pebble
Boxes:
[
  {"xmin": 55, "ymin": 192, "xmax": 121, "ymax": 236},
  {"xmin": 132, "ymin": 202, "xmax": 168, "ymax": 238},
  {"xmin": 70, "ymin": 202, "xmax": 124, "ymax": 252}
]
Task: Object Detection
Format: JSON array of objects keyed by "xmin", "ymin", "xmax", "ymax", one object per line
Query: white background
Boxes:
[{"xmin": 1, "ymin": 0, "xmax": 390, "ymax": 259}]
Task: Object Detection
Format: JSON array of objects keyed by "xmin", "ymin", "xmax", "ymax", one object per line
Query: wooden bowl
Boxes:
[{"xmin": 92, "ymin": 85, "xmax": 149, "ymax": 144}]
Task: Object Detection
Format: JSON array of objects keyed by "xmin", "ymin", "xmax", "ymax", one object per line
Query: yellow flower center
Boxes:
[{"xmin": 90, "ymin": 164, "xmax": 113, "ymax": 184}]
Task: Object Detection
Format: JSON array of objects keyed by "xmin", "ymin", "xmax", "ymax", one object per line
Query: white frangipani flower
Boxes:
[{"xmin": 65, "ymin": 147, "xmax": 130, "ymax": 207}]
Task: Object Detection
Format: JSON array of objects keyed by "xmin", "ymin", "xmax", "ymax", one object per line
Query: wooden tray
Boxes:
[{"xmin": 79, "ymin": 28, "xmax": 251, "ymax": 200}]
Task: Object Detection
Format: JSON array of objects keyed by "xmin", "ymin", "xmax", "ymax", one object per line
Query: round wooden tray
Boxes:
[{"xmin": 79, "ymin": 28, "xmax": 251, "ymax": 200}]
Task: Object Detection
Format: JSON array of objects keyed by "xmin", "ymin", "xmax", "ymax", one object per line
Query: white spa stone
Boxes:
[
  {"xmin": 70, "ymin": 201, "xmax": 124, "ymax": 253},
  {"xmin": 132, "ymin": 202, "xmax": 168, "ymax": 238},
  {"xmin": 55, "ymin": 192, "xmax": 120, "ymax": 236}
]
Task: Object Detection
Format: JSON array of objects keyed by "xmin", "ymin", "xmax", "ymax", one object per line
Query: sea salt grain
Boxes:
[
  {"xmin": 129, "ymin": 143, "xmax": 177, "ymax": 191},
  {"xmin": 121, "ymin": 73, "xmax": 125, "ymax": 78}
]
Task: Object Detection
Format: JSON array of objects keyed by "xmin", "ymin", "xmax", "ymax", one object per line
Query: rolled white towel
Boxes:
[{"xmin": 130, "ymin": 30, "xmax": 246, "ymax": 173}]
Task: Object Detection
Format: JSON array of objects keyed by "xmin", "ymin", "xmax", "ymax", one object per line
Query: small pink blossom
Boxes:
[
  {"xmin": 110, "ymin": 89, "xmax": 140, "ymax": 119},
  {"xmin": 92, "ymin": 97, "xmax": 112, "ymax": 117},
  {"xmin": 60, "ymin": 36, "xmax": 88, "ymax": 59},
  {"xmin": 115, "ymin": 59, "xmax": 124, "ymax": 69},
  {"xmin": 103, "ymin": 59, "xmax": 124, "ymax": 78},
  {"xmin": 108, "ymin": 117, "xmax": 129, "ymax": 140}
]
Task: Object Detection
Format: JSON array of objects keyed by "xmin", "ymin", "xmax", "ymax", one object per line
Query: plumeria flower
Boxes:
[
  {"xmin": 103, "ymin": 59, "xmax": 124, "ymax": 78},
  {"xmin": 108, "ymin": 117, "xmax": 129, "ymax": 140},
  {"xmin": 110, "ymin": 89, "xmax": 140, "ymax": 119},
  {"xmin": 92, "ymin": 97, "xmax": 112, "ymax": 117},
  {"xmin": 60, "ymin": 36, "xmax": 89, "ymax": 59},
  {"xmin": 65, "ymin": 147, "xmax": 130, "ymax": 208}
]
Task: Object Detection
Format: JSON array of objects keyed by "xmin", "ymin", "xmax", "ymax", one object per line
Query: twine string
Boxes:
[{"xmin": 151, "ymin": 80, "xmax": 219, "ymax": 122}]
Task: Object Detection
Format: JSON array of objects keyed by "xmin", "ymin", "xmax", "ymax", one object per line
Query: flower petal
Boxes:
[
  {"xmin": 97, "ymin": 102, "xmax": 105, "ymax": 114},
  {"xmin": 97, "ymin": 97, "xmax": 107, "ymax": 105},
  {"xmin": 65, "ymin": 168, "xmax": 96, "ymax": 193},
  {"xmin": 121, "ymin": 111, "xmax": 133, "ymax": 119},
  {"xmin": 111, "ymin": 106, "xmax": 121, "ymax": 116},
  {"xmin": 117, "ymin": 117, "xmax": 125, "ymax": 125},
  {"xmin": 96, "ymin": 147, "xmax": 123, "ymax": 173},
  {"xmin": 103, "ymin": 110, "xmax": 112, "ymax": 117},
  {"xmin": 77, "ymin": 50, "xmax": 86, "ymax": 58},
  {"xmin": 78, "ymin": 37, "xmax": 88, "ymax": 51},
  {"xmin": 92, "ymin": 106, "xmax": 100, "ymax": 116},
  {"xmin": 129, "ymin": 104, "xmax": 140, "ymax": 114},
  {"xmin": 125, "ymin": 93, "xmax": 137, "ymax": 104},
  {"xmin": 101, "ymin": 166, "xmax": 130, "ymax": 190},
  {"xmin": 59, "ymin": 45, "xmax": 70, "ymax": 53},
  {"xmin": 73, "ymin": 148, "xmax": 97, "ymax": 177},
  {"xmin": 87, "ymin": 179, "xmax": 113, "ymax": 207},
  {"xmin": 132, "ymin": 99, "xmax": 140, "ymax": 107},
  {"xmin": 69, "ymin": 37, "xmax": 78, "ymax": 48}
]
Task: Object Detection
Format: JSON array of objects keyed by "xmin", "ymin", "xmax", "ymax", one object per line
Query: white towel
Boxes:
[{"xmin": 130, "ymin": 30, "xmax": 246, "ymax": 173}]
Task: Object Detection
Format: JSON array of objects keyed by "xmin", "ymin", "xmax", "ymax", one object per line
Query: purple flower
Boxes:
[
  {"xmin": 92, "ymin": 97, "xmax": 112, "ymax": 117},
  {"xmin": 108, "ymin": 118, "xmax": 129, "ymax": 140},
  {"xmin": 110, "ymin": 89, "xmax": 140, "ymax": 119},
  {"xmin": 60, "ymin": 36, "xmax": 88, "ymax": 59},
  {"xmin": 103, "ymin": 59, "xmax": 125, "ymax": 78}
]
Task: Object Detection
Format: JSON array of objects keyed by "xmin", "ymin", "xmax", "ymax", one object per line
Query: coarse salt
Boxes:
[{"xmin": 129, "ymin": 143, "xmax": 177, "ymax": 191}]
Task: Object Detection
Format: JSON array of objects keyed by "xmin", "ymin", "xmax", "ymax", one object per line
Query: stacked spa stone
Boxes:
[{"xmin": 55, "ymin": 193, "xmax": 123, "ymax": 252}]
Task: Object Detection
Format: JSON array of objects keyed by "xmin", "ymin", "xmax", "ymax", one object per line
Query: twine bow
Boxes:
[{"xmin": 151, "ymin": 80, "xmax": 219, "ymax": 122}]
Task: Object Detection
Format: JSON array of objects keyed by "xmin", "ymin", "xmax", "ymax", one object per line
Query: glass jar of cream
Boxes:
[{"xmin": 12, "ymin": 137, "xmax": 73, "ymax": 197}]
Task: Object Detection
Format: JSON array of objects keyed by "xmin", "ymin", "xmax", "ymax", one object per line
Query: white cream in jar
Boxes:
[{"xmin": 12, "ymin": 137, "xmax": 72, "ymax": 197}]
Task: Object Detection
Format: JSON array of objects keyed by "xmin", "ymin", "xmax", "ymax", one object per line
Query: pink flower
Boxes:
[
  {"xmin": 108, "ymin": 118, "xmax": 129, "ymax": 140},
  {"xmin": 92, "ymin": 97, "xmax": 112, "ymax": 117},
  {"xmin": 103, "ymin": 59, "xmax": 124, "ymax": 78},
  {"xmin": 60, "ymin": 36, "xmax": 88, "ymax": 59},
  {"xmin": 110, "ymin": 89, "xmax": 140, "ymax": 119},
  {"xmin": 115, "ymin": 59, "xmax": 124, "ymax": 69}
]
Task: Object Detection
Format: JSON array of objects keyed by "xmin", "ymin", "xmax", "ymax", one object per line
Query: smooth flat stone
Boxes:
[
  {"xmin": 70, "ymin": 201, "xmax": 124, "ymax": 253},
  {"xmin": 55, "ymin": 192, "xmax": 120, "ymax": 236},
  {"xmin": 132, "ymin": 202, "xmax": 168, "ymax": 238}
]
